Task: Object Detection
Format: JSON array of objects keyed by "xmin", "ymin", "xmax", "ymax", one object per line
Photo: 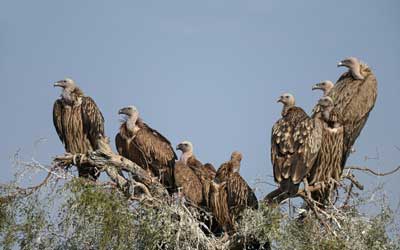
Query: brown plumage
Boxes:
[
  {"xmin": 116, "ymin": 106, "xmax": 177, "ymax": 192},
  {"xmin": 271, "ymin": 93, "xmax": 323, "ymax": 194},
  {"xmin": 175, "ymin": 141, "xmax": 216, "ymax": 206},
  {"xmin": 174, "ymin": 160, "xmax": 203, "ymax": 205},
  {"xmin": 308, "ymin": 97, "xmax": 344, "ymax": 203},
  {"xmin": 329, "ymin": 57, "xmax": 377, "ymax": 167},
  {"xmin": 53, "ymin": 78, "xmax": 105, "ymax": 180},
  {"xmin": 208, "ymin": 181, "xmax": 233, "ymax": 234},
  {"xmin": 216, "ymin": 152, "xmax": 258, "ymax": 220}
]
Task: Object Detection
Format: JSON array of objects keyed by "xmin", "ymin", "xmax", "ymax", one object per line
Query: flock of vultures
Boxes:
[{"xmin": 52, "ymin": 56, "xmax": 377, "ymax": 236}]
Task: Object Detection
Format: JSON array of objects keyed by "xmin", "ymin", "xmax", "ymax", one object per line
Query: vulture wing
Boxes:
[
  {"xmin": 226, "ymin": 173, "xmax": 258, "ymax": 217},
  {"xmin": 174, "ymin": 161, "xmax": 203, "ymax": 206},
  {"xmin": 81, "ymin": 96, "xmax": 105, "ymax": 149},
  {"xmin": 329, "ymin": 65, "xmax": 377, "ymax": 166},
  {"xmin": 53, "ymin": 100, "xmax": 65, "ymax": 144},
  {"xmin": 290, "ymin": 118, "xmax": 323, "ymax": 184}
]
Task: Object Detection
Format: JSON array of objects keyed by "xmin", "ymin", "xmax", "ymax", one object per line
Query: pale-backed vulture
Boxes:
[
  {"xmin": 53, "ymin": 78, "xmax": 105, "ymax": 180},
  {"xmin": 116, "ymin": 106, "xmax": 177, "ymax": 192}
]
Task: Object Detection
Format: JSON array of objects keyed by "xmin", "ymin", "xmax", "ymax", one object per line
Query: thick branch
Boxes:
[{"xmin": 53, "ymin": 137, "xmax": 168, "ymax": 199}]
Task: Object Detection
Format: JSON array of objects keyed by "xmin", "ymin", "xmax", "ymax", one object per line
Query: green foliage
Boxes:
[{"xmin": 0, "ymin": 178, "xmax": 399, "ymax": 250}]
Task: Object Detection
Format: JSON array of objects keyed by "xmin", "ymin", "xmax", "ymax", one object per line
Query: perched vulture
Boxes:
[
  {"xmin": 328, "ymin": 57, "xmax": 377, "ymax": 167},
  {"xmin": 312, "ymin": 80, "xmax": 334, "ymax": 96},
  {"xmin": 115, "ymin": 106, "xmax": 177, "ymax": 192},
  {"xmin": 174, "ymin": 160, "xmax": 203, "ymax": 206},
  {"xmin": 215, "ymin": 152, "xmax": 258, "ymax": 221},
  {"xmin": 271, "ymin": 93, "xmax": 323, "ymax": 195},
  {"xmin": 208, "ymin": 181, "xmax": 233, "ymax": 234},
  {"xmin": 175, "ymin": 141, "xmax": 216, "ymax": 206},
  {"xmin": 53, "ymin": 78, "xmax": 105, "ymax": 180},
  {"xmin": 308, "ymin": 97, "xmax": 344, "ymax": 203},
  {"xmin": 311, "ymin": 80, "xmax": 335, "ymax": 117}
]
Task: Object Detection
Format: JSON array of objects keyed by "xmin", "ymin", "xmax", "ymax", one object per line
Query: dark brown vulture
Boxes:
[
  {"xmin": 115, "ymin": 106, "xmax": 177, "ymax": 192},
  {"xmin": 308, "ymin": 97, "xmax": 344, "ymax": 203},
  {"xmin": 329, "ymin": 57, "xmax": 377, "ymax": 167},
  {"xmin": 208, "ymin": 181, "xmax": 233, "ymax": 235},
  {"xmin": 174, "ymin": 160, "xmax": 203, "ymax": 206},
  {"xmin": 271, "ymin": 93, "xmax": 323, "ymax": 195},
  {"xmin": 215, "ymin": 152, "xmax": 258, "ymax": 221},
  {"xmin": 175, "ymin": 141, "xmax": 216, "ymax": 206},
  {"xmin": 53, "ymin": 78, "xmax": 105, "ymax": 180}
]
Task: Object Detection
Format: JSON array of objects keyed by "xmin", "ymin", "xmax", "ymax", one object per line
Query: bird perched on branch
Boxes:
[
  {"xmin": 175, "ymin": 141, "xmax": 216, "ymax": 206},
  {"xmin": 271, "ymin": 93, "xmax": 323, "ymax": 196},
  {"xmin": 308, "ymin": 96, "xmax": 344, "ymax": 203},
  {"xmin": 328, "ymin": 57, "xmax": 378, "ymax": 167},
  {"xmin": 116, "ymin": 106, "xmax": 177, "ymax": 192},
  {"xmin": 212, "ymin": 151, "xmax": 258, "ymax": 231},
  {"xmin": 53, "ymin": 78, "xmax": 105, "ymax": 180}
]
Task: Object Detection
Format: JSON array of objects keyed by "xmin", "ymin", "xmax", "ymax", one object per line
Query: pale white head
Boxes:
[
  {"xmin": 53, "ymin": 78, "xmax": 77, "ymax": 91},
  {"xmin": 312, "ymin": 80, "xmax": 334, "ymax": 95},
  {"xmin": 176, "ymin": 141, "xmax": 193, "ymax": 153},
  {"xmin": 318, "ymin": 96, "xmax": 334, "ymax": 108},
  {"xmin": 277, "ymin": 93, "xmax": 295, "ymax": 107},
  {"xmin": 118, "ymin": 105, "xmax": 139, "ymax": 117},
  {"xmin": 337, "ymin": 57, "xmax": 364, "ymax": 80}
]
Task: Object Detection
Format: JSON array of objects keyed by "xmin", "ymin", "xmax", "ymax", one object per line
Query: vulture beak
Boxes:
[
  {"xmin": 337, "ymin": 61, "xmax": 344, "ymax": 67},
  {"xmin": 53, "ymin": 82, "xmax": 63, "ymax": 88},
  {"xmin": 277, "ymin": 97, "xmax": 283, "ymax": 103},
  {"xmin": 176, "ymin": 144, "xmax": 183, "ymax": 151},
  {"xmin": 118, "ymin": 108, "xmax": 127, "ymax": 115},
  {"xmin": 312, "ymin": 83, "xmax": 321, "ymax": 91}
]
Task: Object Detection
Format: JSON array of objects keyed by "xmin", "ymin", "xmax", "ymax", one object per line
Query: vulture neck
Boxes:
[
  {"xmin": 282, "ymin": 104, "xmax": 295, "ymax": 117},
  {"xmin": 322, "ymin": 106, "xmax": 334, "ymax": 122},
  {"xmin": 61, "ymin": 88, "xmax": 83, "ymax": 106},
  {"xmin": 180, "ymin": 151, "xmax": 193, "ymax": 165},
  {"xmin": 350, "ymin": 65, "xmax": 364, "ymax": 80},
  {"xmin": 125, "ymin": 115, "xmax": 140, "ymax": 135}
]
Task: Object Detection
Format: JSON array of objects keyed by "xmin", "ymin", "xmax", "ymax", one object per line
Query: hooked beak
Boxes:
[
  {"xmin": 337, "ymin": 61, "xmax": 344, "ymax": 67},
  {"xmin": 53, "ymin": 82, "xmax": 63, "ymax": 88},
  {"xmin": 118, "ymin": 108, "xmax": 127, "ymax": 115},
  {"xmin": 176, "ymin": 144, "xmax": 183, "ymax": 151},
  {"xmin": 277, "ymin": 98, "xmax": 283, "ymax": 103},
  {"xmin": 312, "ymin": 84, "xmax": 321, "ymax": 91}
]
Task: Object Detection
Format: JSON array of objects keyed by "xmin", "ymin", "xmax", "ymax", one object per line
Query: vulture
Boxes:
[
  {"xmin": 328, "ymin": 57, "xmax": 378, "ymax": 167},
  {"xmin": 214, "ymin": 152, "xmax": 258, "ymax": 222},
  {"xmin": 308, "ymin": 97, "xmax": 344, "ymax": 203},
  {"xmin": 271, "ymin": 93, "xmax": 323, "ymax": 195},
  {"xmin": 175, "ymin": 141, "xmax": 216, "ymax": 206},
  {"xmin": 53, "ymin": 78, "xmax": 105, "ymax": 180},
  {"xmin": 312, "ymin": 80, "xmax": 334, "ymax": 96},
  {"xmin": 208, "ymin": 181, "xmax": 233, "ymax": 235},
  {"xmin": 311, "ymin": 80, "xmax": 335, "ymax": 116},
  {"xmin": 115, "ymin": 106, "xmax": 177, "ymax": 192}
]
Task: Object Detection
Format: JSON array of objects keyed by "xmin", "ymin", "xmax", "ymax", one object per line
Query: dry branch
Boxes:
[
  {"xmin": 345, "ymin": 165, "xmax": 400, "ymax": 176},
  {"xmin": 53, "ymin": 136, "xmax": 169, "ymax": 199}
]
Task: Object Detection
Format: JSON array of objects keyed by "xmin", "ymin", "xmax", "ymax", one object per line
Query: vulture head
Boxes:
[
  {"xmin": 337, "ymin": 57, "xmax": 364, "ymax": 80},
  {"xmin": 230, "ymin": 151, "xmax": 242, "ymax": 173},
  {"xmin": 118, "ymin": 106, "xmax": 139, "ymax": 118},
  {"xmin": 54, "ymin": 78, "xmax": 83, "ymax": 103},
  {"xmin": 176, "ymin": 141, "xmax": 193, "ymax": 153},
  {"xmin": 312, "ymin": 80, "xmax": 334, "ymax": 95},
  {"xmin": 277, "ymin": 93, "xmax": 295, "ymax": 107},
  {"xmin": 54, "ymin": 78, "xmax": 77, "ymax": 91},
  {"xmin": 318, "ymin": 96, "xmax": 334, "ymax": 108}
]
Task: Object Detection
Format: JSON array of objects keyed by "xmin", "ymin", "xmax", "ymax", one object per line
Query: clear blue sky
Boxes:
[{"xmin": 1, "ymin": 1, "xmax": 399, "ymax": 205}]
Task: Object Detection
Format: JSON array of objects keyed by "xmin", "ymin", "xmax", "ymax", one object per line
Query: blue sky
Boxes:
[{"xmin": 1, "ymin": 0, "xmax": 399, "ymax": 206}]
